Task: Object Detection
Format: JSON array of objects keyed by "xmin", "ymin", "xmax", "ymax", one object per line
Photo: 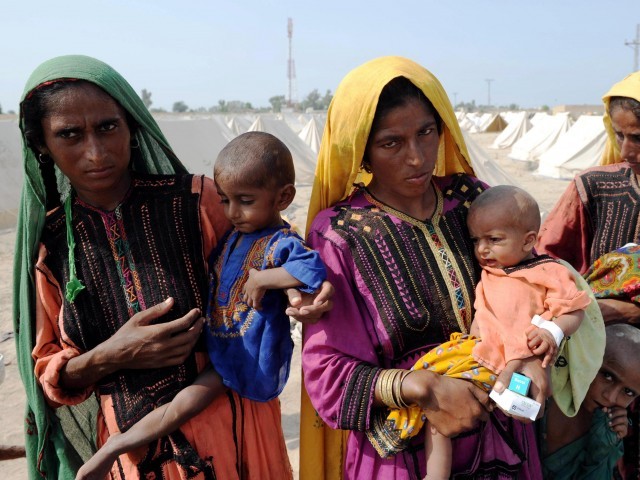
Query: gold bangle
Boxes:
[
  {"xmin": 377, "ymin": 369, "xmax": 408, "ymax": 409},
  {"xmin": 394, "ymin": 371, "xmax": 412, "ymax": 409}
]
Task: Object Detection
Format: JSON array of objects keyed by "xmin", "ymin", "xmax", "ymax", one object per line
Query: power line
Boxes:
[
  {"xmin": 287, "ymin": 18, "xmax": 297, "ymax": 106},
  {"xmin": 625, "ymin": 24, "xmax": 640, "ymax": 72},
  {"xmin": 485, "ymin": 79, "xmax": 494, "ymax": 107}
]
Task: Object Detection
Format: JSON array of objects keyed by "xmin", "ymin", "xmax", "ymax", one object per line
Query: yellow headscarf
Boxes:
[
  {"xmin": 305, "ymin": 56, "xmax": 474, "ymax": 233},
  {"xmin": 601, "ymin": 70, "xmax": 640, "ymax": 165}
]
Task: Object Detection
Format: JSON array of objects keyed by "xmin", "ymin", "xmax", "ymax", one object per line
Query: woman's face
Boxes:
[
  {"xmin": 365, "ymin": 98, "xmax": 439, "ymax": 208},
  {"xmin": 39, "ymin": 82, "xmax": 132, "ymax": 210},
  {"xmin": 610, "ymin": 106, "xmax": 640, "ymax": 175}
]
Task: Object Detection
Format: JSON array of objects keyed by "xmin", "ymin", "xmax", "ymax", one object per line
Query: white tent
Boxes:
[
  {"xmin": 535, "ymin": 115, "xmax": 606, "ymax": 179},
  {"xmin": 463, "ymin": 131, "xmax": 524, "ymax": 189},
  {"xmin": 490, "ymin": 111, "xmax": 530, "ymax": 149},
  {"xmin": 0, "ymin": 117, "xmax": 23, "ymax": 229},
  {"xmin": 155, "ymin": 115, "xmax": 236, "ymax": 176},
  {"xmin": 298, "ymin": 116, "xmax": 323, "ymax": 154},
  {"xmin": 248, "ymin": 115, "xmax": 317, "ymax": 185},
  {"xmin": 469, "ymin": 113, "xmax": 507, "ymax": 134},
  {"xmin": 226, "ymin": 115, "xmax": 254, "ymax": 136},
  {"xmin": 508, "ymin": 113, "xmax": 572, "ymax": 164}
]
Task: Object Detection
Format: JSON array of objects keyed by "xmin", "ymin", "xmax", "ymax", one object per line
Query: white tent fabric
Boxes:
[
  {"xmin": 490, "ymin": 111, "xmax": 530, "ymax": 149},
  {"xmin": 463, "ymin": 131, "xmax": 524, "ymax": 189},
  {"xmin": 226, "ymin": 115, "xmax": 254, "ymax": 136},
  {"xmin": 248, "ymin": 115, "xmax": 317, "ymax": 185},
  {"xmin": 155, "ymin": 115, "xmax": 236, "ymax": 176},
  {"xmin": 298, "ymin": 116, "xmax": 323, "ymax": 154},
  {"xmin": 535, "ymin": 115, "xmax": 606, "ymax": 179},
  {"xmin": 470, "ymin": 113, "xmax": 507, "ymax": 134},
  {"xmin": 508, "ymin": 113, "xmax": 572, "ymax": 164},
  {"xmin": 0, "ymin": 117, "xmax": 23, "ymax": 229}
]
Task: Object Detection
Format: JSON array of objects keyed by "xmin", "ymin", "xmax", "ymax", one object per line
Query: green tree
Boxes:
[
  {"xmin": 217, "ymin": 99, "xmax": 228, "ymax": 113},
  {"xmin": 269, "ymin": 95, "xmax": 286, "ymax": 113},
  {"xmin": 0, "ymin": 103, "xmax": 3, "ymax": 114},
  {"xmin": 301, "ymin": 89, "xmax": 321, "ymax": 111},
  {"xmin": 141, "ymin": 89, "xmax": 152, "ymax": 109},
  {"xmin": 172, "ymin": 101, "xmax": 188, "ymax": 113},
  {"xmin": 321, "ymin": 90, "xmax": 333, "ymax": 110}
]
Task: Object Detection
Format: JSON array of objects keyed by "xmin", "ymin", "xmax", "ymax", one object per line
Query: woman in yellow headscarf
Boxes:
[
  {"xmin": 538, "ymin": 72, "xmax": 640, "ymax": 478},
  {"xmin": 300, "ymin": 56, "xmax": 544, "ymax": 480}
]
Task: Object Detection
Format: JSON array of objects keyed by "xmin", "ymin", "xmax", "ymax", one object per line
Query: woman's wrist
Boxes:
[
  {"xmin": 375, "ymin": 369, "xmax": 412, "ymax": 409},
  {"xmin": 60, "ymin": 342, "xmax": 116, "ymax": 389}
]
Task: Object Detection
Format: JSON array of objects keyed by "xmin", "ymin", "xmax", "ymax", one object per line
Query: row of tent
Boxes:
[
  {"xmin": 0, "ymin": 113, "xmax": 326, "ymax": 229},
  {"xmin": 0, "ymin": 108, "xmax": 604, "ymax": 230},
  {"xmin": 458, "ymin": 110, "xmax": 607, "ymax": 180}
]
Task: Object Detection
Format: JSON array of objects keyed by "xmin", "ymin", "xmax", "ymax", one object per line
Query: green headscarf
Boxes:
[{"xmin": 13, "ymin": 55, "xmax": 187, "ymax": 479}]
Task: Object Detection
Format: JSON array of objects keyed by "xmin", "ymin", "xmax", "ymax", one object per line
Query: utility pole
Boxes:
[
  {"xmin": 485, "ymin": 79, "xmax": 494, "ymax": 107},
  {"xmin": 453, "ymin": 92, "xmax": 458, "ymax": 108},
  {"xmin": 287, "ymin": 18, "xmax": 297, "ymax": 107},
  {"xmin": 625, "ymin": 24, "xmax": 640, "ymax": 72}
]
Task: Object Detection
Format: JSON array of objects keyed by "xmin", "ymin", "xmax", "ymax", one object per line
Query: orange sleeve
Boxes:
[
  {"xmin": 537, "ymin": 180, "xmax": 593, "ymax": 275},
  {"xmin": 32, "ymin": 244, "xmax": 93, "ymax": 407},
  {"xmin": 194, "ymin": 175, "xmax": 231, "ymax": 259}
]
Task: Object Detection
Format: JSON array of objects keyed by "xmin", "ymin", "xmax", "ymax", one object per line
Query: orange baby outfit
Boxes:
[{"xmin": 472, "ymin": 255, "xmax": 591, "ymax": 373}]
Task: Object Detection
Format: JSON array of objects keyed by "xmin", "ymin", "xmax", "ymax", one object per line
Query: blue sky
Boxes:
[{"xmin": 1, "ymin": 1, "xmax": 638, "ymax": 112}]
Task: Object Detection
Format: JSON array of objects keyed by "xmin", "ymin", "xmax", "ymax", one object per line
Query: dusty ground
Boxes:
[{"xmin": 0, "ymin": 132, "xmax": 572, "ymax": 478}]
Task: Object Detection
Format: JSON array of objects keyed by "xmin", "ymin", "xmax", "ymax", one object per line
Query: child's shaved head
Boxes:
[{"xmin": 214, "ymin": 131, "xmax": 295, "ymax": 188}]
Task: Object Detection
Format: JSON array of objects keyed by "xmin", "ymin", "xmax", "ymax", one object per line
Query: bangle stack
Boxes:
[{"xmin": 376, "ymin": 369, "xmax": 412, "ymax": 409}]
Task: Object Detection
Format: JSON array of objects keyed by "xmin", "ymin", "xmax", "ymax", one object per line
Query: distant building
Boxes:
[{"xmin": 552, "ymin": 104, "xmax": 604, "ymax": 119}]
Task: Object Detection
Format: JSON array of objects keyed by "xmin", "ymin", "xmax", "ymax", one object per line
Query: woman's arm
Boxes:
[
  {"xmin": 303, "ymin": 226, "xmax": 490, "ymax": 434},
  {"xmin": 597, "ymin": 298, "xmax": 640, "ymax": 325},
  {"xmin": 75, "ymin": 367, "xmax": 225, "ymax": 480},
  {"xmin": 399, "ymin": 370, "xmax": 491, "ymax": 436}
]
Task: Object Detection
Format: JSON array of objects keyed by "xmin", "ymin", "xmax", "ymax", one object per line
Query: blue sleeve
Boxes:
[{"xmin": 269, "ymin": 232, "xmax": 326, "ymax": 293}]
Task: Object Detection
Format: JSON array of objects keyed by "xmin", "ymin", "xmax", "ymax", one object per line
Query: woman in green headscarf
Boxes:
[{"xmin": 14, "ymin": 55, "xmax": 293, "ymax": 479}]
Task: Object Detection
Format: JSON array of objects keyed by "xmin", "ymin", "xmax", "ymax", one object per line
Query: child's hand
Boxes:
[
  {"xmin": 242, "ymin": 269, "xmax": 266, "ymax": 310},
  {"xmin": 525, "ymin": 325, "xmax": 558, "ymax": 368},
  {"xmin": 603, "ymin": 406, "xmax": 630, "ymax": 439}
]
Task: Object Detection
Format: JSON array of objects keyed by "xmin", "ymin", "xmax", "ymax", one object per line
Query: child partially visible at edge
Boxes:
[
  {"xmin": 382, "ymin": 185, "xmax": 591, "ymax": 480},
  {"xmin": 76, "ymin": 131, "xmax": 327, "ymax": 480},
  {"xmin": 541, "ymin": 323, "xmax": 640, "ymax": 479}
]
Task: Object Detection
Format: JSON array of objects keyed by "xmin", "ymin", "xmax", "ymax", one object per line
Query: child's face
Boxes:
[
  {"xmin": 215, "ymin": 176, "xmax": 284, "ymax": 234},
  {"xmin": 583, "ymin": 353, "xmax": 640, "ymax": 413},
  {"xmin": 467, "ymin": 207, "xmax": 535, "ymax": 269}
]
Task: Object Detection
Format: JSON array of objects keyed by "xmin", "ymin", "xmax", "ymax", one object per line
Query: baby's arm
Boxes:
[
  {"xmin": 242, "ymin": 267, "xmax": 303, "ymax": 310},
  {"xmin": 75, "ymin": 367, "xmax": 225, "ymax": 480},
  {"xmin": 526, "ymin": 309, "xmax": 585, "ymax": 368}
]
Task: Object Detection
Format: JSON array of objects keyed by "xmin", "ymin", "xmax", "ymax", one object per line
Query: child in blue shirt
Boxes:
[{"xmin": 77, "ymin": 131, "xmax": 326, "ymax": 479}]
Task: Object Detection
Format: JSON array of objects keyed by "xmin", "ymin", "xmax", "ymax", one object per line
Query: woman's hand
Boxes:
[
  {"xmin": 285, "ymin": 280, "xmax": 334, "ymax": 324},
  {"xmin": 603, "ymin": 406, "xmax": 630, "ymax": 439},
  {"xmin": 60, "ymin": 298, "xmax": 203, "ymax": 389},
  {"xmin": 492, "ymin": 356, "xmax": 551, "ymax": 422},
  {"xmin": 401, "ymin": 370, "xmax": 491, "ymax": 437},
  {"xmin": 105, "ymin": 297, "xmax": 204, "ymax": 369}
]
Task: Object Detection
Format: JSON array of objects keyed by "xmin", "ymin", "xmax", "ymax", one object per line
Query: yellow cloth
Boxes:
[
  {"xmin": 601, "ymin": 70, "xmax": 640, "ymax": 165},
  {"xmin": 387, "ymin": 333, "xmax": 494, "ymax": 440},
  {"xmin": 300, "ymin": 56, "xmax": 475, "ymax": 480}
]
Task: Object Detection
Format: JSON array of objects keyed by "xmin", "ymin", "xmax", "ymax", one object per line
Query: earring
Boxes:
[
  {"xmin": 361, "ymin": 160, "xmax": 371, "ymax": 174},
  {"xmin": 37, "ymin": 153, "xmax": 51, "ymax": 165},
  {"xmin": 130, "ymin": 136, "xmax": 140, "ymax": 149}
]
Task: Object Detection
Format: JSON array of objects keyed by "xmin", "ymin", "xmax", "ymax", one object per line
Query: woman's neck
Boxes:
[{"xmin": 366, "ymin": 182, "xmax": 437, "ymax": 221}]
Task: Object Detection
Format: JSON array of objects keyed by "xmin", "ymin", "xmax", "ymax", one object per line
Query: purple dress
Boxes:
[{"xmin": 302, "ymin": 175, "xmax": 542, "ymax": 480}]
